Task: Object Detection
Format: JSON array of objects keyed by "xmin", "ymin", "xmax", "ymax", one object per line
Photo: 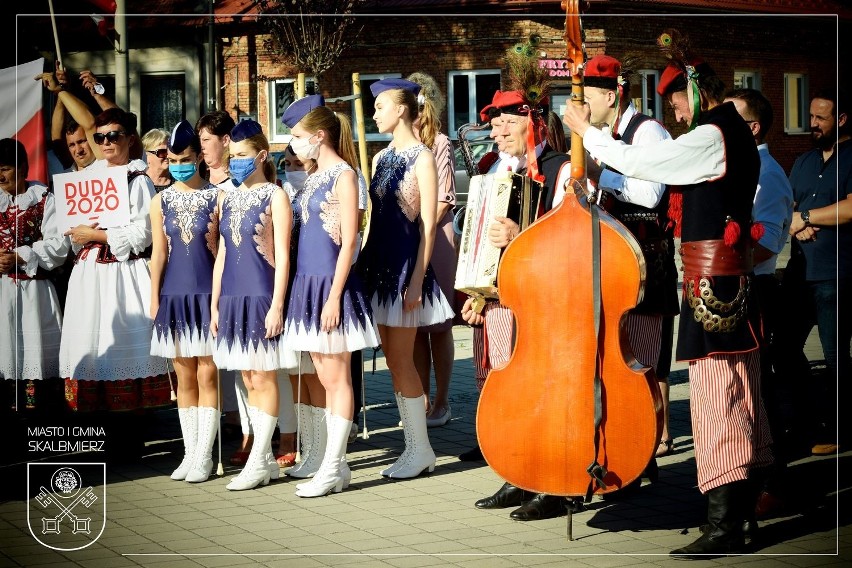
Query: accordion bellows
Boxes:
[{"xmin": 455, "ymin": 170, "xmax": 542, "ymax": 305}]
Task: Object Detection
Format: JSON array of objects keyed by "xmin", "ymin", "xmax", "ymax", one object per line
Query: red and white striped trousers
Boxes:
[
  {"xmin": 689, "ymin": 350, "xmax": 774, "ymax": 493},
  {"xmin": 472, "ymin": 301, "xmax": 514, "ymax": 390},
  {"xmin": 625, "ymin": 313, "xmax": 664, "ymax": 372}
]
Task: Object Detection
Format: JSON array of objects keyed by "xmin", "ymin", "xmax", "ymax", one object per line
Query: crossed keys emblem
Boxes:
[
  {"xmin": 27, "ymin": 463, "xmax": 106, "ymax": 551},
  {"xmin": 35, "ymin": 484, "xmax": 98, "ymax": 535}
]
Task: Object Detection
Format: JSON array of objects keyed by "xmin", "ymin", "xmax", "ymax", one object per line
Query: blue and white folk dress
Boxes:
[
  {"xmin": 151, "ymin": 184, "xmax": 219, "ymax": 358},
  {"xmin": 284, "ymin": 162, "xmax": 379, "ymax": 353},
  {"xmin": 213, "ymin": 183, "xmax": 298, "ymax": 371},
  {"xmin": 357, "ymin": 144, "xmax": 454, "ymax": 328}
]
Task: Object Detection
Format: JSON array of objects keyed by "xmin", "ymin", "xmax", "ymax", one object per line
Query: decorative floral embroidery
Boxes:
[
  {"xmin": 0, "ymin": 193, "xmax": 46, "ymax": 251},
  {"xmin": 371, "ymin": 145, "xmax": 427, "ymax": 219},
  {"xmin": 372, "ymin": 147, "xmax": 404, "ymax": 201},
  {"xmin": 397, "ymin": 169, "xmax": 420, "ymax": 222},
  {"xmin": 161, "ymin": 186, "xmax": 218, "ymax": 245},
  {"xmin": 253, "ymin": 204, "xmax": 275, "ymax": 267},
  {"xmin": 225, "ymin": 185, "xmax": 270, "ymax": 247},
  {"xmin": 320, "ymin": 190, "xmax": 342, "ymax": 245}
]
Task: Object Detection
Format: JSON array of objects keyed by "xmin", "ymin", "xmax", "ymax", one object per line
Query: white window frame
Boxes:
[
  {"xmin": 353, "ymin": 73, "xmax": 402, "ymax": 142},
  {"xmin": 447, "ymin": 69, "xmax": 502, "ymax": 139},
  {"xmin": 784, "ymin": 73, "xmax": 809, "ymax": 134},
  {"xmin": 268, "ymin": 77, "xmax": 317, "ymax": 143},
  {"xmin": 733, "ymin": 71, "xmax": 761, "ymax": 91},
  {"xmin": 635, "ymin": 69, "xmax": 663, "ymax": 121}
]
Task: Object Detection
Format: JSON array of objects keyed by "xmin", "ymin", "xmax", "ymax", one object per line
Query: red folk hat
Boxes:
[
  {"xmin": 479, "ymin": 90, "xmax": 503, "ymax": 122},
  {"xmin": 657, "ymin": 58, "xmax": 714, "ymax": 96},
  {"xmin": 584, "ymin": 55, "xmax": 621, "ymax": 90},
  {"xmin": 498, "ymin": 90, "xmax": 549, "ymax": 116}
]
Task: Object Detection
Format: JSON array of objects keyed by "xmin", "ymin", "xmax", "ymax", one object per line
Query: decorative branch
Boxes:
[{"xmin": 253, "ymin": 0, "xmax": 366, "ymax": 80}]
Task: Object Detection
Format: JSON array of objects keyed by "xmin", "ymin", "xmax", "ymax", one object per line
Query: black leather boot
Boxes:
[
  {"xmin": 509, "ymin": 493, "xmax": 567, "ymax": 521},
  {"xmin": 475, "ymin": 482, "xmax": 528, "ymax": 509},
  {"xmin": 671, "ymin": 481, "xmax": 748, "ymax": 558}
]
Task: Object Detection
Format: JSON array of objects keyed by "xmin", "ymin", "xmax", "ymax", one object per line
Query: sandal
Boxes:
[
  {"xmin": 655, "ymin": 438, "xmax": 674, "ymax": 457},
  {"xmin": 275, "ymin": 452, "xmax": 297, "ymax": 467}
]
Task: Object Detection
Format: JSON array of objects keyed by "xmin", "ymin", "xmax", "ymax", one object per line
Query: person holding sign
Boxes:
[
  {"xmin": 149, "ymin": 121, "xmax": 221, "ymax": 483},
  {"xmin": 0, "ymin": 139, "xmax": 69, "ymax": 401},
  {"xmin": 210, "ymin": 120, "xmax": 297, "ymax": 491},
  {"xmin": 59, "ymin": 108, "xmax": 169, "ymax": 420}
]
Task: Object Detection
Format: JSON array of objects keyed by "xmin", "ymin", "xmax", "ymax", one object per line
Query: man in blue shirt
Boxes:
[{"xmin": 779, "ymin": 88, "xmax": 850, "ymax": 457}]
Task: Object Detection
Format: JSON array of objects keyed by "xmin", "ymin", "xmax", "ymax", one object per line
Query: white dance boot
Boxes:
[
  {"xmin": 384, "ymin": 394, "xmax": 436, "ymax": 479},
  {"xmin": 226, "ymin": 408, "xmax": 277, "ymax": 491},
  {"xmin": 171, "ymin": 406, "xmax": 198, "ymax": 480},
  {"xmin": 287, "ymin": 406, "xmax": 326, "ymax": 478},
  {"xmin": 296, "ymin": 413, "xmax": 352, "ymax": 498},
  {"xmin": 247, "ymin": 406, "xmax": 280, "ymax": 480},
  {"xmin": 185, "ymin": 406, "xmax": 219, "ymax": 483}
]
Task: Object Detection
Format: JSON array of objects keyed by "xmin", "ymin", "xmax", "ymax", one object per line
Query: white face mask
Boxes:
[
  {"xmin": 289, "ymin": 134, "xmax": 321, "ymax": 160},
  {"xmin": 286, "ymin": 170, "xmax": 309, "ymax": 193}
]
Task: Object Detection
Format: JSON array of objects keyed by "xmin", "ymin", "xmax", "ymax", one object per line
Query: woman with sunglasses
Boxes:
[
  {"xmin": 141, "ymin": 129, "xmax": 172, "ymax": 193},
  {"xmin": 59, "ymin": 108, "xmax": 169, "ymax": 428},
  {"xmin": 211, "ymin": 119, "xmax": 297, "ymax": 491},
  {"xmin": 149, "ymin": 121, "xmax": 221, "ymax": 483},
  {"xmin": 357, "ymin": 79, "xmax": 454, "ymax": 479}
]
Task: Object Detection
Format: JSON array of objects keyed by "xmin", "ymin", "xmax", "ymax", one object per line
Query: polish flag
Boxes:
[{"xmin": 0, "ymin": 58, "xmax": 46, "ymax": 183}]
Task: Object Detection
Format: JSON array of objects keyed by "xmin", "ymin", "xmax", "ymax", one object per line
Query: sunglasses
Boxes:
[
  {"xmin": 93, "ymin": 130, "xmax": 126, "ymax": 145},
  {"xmin": 147, "ymin": 148, "xmax": 168, "ymax": 160}
]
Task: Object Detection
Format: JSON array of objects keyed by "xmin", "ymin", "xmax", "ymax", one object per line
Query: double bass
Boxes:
[{"xmin": 476, "ymin": 0, "xmax": 663, "ymax": 502}]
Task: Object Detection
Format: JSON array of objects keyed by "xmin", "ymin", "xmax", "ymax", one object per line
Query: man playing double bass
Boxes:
[
  {"xmin": 465, "ymin": 89, "xmax": 573, "ymax": 521},
  {"xmin": 555, "ymin": 55, "xmax": 680, "ymax": 465},
  {"xmin": 563, "ymin": 35, "xmax": 773, "ymax": 558}
]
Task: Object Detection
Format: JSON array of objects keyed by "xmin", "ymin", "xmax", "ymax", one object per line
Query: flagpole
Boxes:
[{"xmin": 47, "ymin": 0, "xmax": 63, "ymax": 69}]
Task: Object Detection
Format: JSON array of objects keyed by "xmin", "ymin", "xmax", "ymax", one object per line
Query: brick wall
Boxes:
[{"xmin": 220, "ymin": 14, "xmax": 838, "ymax": 174}]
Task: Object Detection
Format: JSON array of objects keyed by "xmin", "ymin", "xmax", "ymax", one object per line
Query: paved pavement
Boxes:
[{"xmin": 1, "ymin": 316, "xmax": 848, "ymax": 568}]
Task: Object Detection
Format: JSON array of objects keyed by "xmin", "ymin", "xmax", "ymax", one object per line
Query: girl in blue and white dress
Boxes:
[
  {"xmin": 210, "ymin": 119, "xmax": 297, "ymax": 491},
  {"xmin": 357, "ymin": 79, "xmax": 454, "ymax": 479},
  {"xmin": 281, "ymin": 95, "xmax": 379, "ymax": 497},
  {"xmin": 149, "ymin": 120, "xmax": 220, "ymax": 483}
]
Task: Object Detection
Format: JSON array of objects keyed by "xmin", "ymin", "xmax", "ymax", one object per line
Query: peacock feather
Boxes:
[{"xmin": 505, "ymin": 33, "xmax": 551, "ymax": 108}]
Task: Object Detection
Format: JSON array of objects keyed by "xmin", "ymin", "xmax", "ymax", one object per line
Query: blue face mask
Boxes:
[
  {"xmin": 229, "ymin": 156, "xmax": 258, "ymax": 186},
  {"xmin": 168, "ymin": 163, "xmax": 197, "ymax": 183}
]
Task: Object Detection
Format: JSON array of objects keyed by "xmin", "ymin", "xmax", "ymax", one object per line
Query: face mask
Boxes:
[
  {"xmin": 168, "ymin": 163, "xmax": 196, "ymax": 183},
  {"xmin": 285, "ymin": 170, "xmax": 309, "ymax": 193},
  {"xmin": 289, "ymin": 134, "xmax": 320, "ymax": 160},
  {"xmin": 229, "ymin": 155, "xmax": 258, "ymax": 186}
]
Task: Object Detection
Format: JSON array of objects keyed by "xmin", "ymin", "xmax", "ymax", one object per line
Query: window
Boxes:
[
  {"xmin": 269, "ymin": 78, "xmax": 317, "ymax": 143},
  {"xmin": 447, "ymin": 70, "xmax": 501, "ymax": 139},
  {"xmin": 733, "ymin": 71, "xmax": 761, "ymax": 91},
  {"xmin": 634, "ymin": 70, "xmax": 662, "ymax": 120},
  {"xmin": 140, "ymin": 74, "xmax": 185, "ymax": 133},
  {"xmin": 784, "ymin": 73, "xmax": 809, "ymax": 134},
  {"xmin": 353, "ymin": 73, "xmax": 401, "ymax": 142}
]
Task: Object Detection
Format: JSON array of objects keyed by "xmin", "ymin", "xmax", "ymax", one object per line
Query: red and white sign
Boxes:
[
  {"xmin": 0, "ymin": 59, "xmax": 47, "ymax": 184},
  {"xmin": 53, "ymin": 167, "xmax": 130, "ymax": 232}
]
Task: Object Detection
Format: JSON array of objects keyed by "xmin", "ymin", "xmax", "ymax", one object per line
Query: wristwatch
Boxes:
[{"xmin": 801, "ymin": 210, "xmax": 811, "ymax": 225}]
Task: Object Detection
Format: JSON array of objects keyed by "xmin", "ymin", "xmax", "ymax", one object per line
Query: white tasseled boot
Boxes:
[
  {"xmin": 296, "ymin": 413, "xmax": 352, "ymax": 498},
  {"xmin": 171, "ymin": 406, "xmax": 198, "ymax": 480},
  {"xmin": 386, "ymin": 394, "xmax": 436, "ymax": 479},
  {"xmin": 226, "ymin": 408, "xmax": 276, "ymax": 491},
  {"xmin": 380, "ymin": 393, "xmax": 411, "ymax": 477},
  {"xmin": 287, "ymin": 406, "xmax": 326, "ymax": 478},
  {"xmin": 185, "ymin": 406, "xmax": 219, "ymax": 483}
]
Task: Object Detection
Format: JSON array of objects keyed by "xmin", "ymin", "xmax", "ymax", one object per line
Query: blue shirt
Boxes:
[
  {"xmin": 753, "ymin": 144, "xmax": 793, "ymax": 275},
  {"xmin": 788, "ymin": 138, "xmax": 852, "ymax": 280}
]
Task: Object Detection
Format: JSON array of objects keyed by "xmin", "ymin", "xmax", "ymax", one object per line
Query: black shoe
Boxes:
[
  {"xmin": 459, "ymin": 445, "xmax": 484, "ymax": 462},
  {"xmin": 671, "ymin": 482, "xmax": 748, "ymax": 558},
  {"xmin": 474, "ymin": 482, "xmax": 527, "ymax": 509},
  {"xmin": 509, "ymin": 493, "xmax": 567, "ymax": 521}
]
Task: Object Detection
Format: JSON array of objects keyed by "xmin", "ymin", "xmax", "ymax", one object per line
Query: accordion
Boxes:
[{"xmin": 454, "ymin": 170, "xmax": 543, "ymax": 310}]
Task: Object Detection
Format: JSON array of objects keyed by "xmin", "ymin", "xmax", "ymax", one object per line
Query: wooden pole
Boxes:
[
  {"xmin": 47, "ymin": 0, "xmax": 62, "ymax": 69},
  {"xmin": 352, "ymin": 72, "xmax": 369, "ymax": 180},
  {"xmin": 296, "ymin": 73, "xmax": 305, "ymax": 99}
]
